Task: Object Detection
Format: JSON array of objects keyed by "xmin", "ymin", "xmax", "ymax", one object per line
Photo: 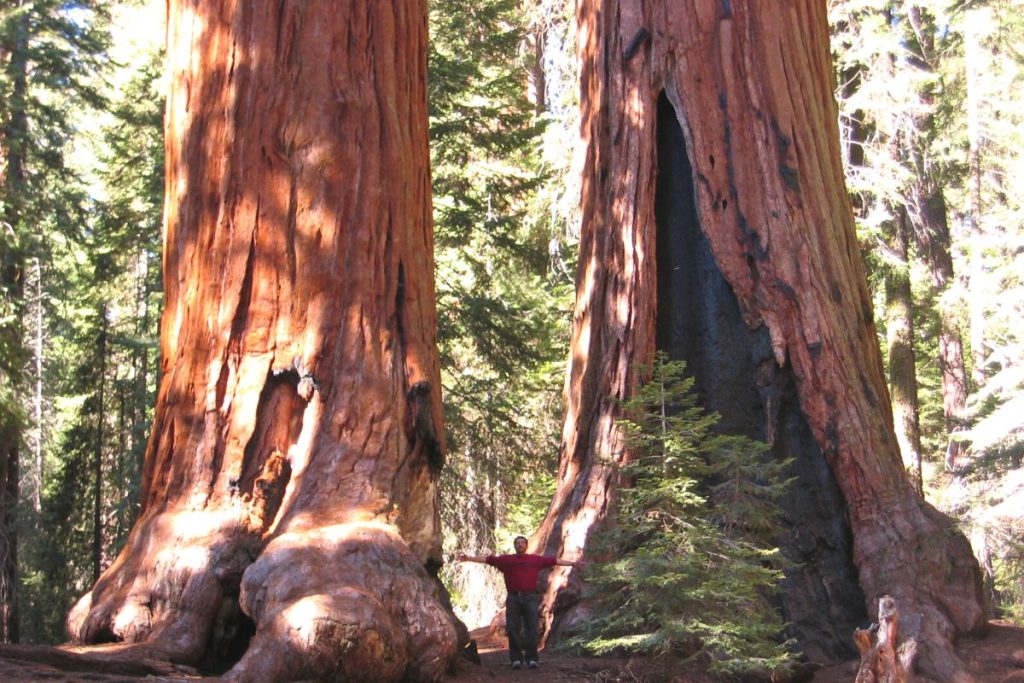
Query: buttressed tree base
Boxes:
[
  {"xmin": 66, "ymin": 3, "xmax": 462, "ymax": 681},
  {"xmin": 533, "ymin": 1, "xmax": 985, "ymax": 680}
]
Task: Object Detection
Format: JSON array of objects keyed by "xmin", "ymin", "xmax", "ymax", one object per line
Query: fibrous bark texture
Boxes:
[
  {"xmin": 535, "ymin": 1, "xmax": 985, "ymax": 679},
  {"xmin": 66, "ymin": 2, "xmax": 460, "ymax": 681},
  {"xmin": 0, "ymin": 642, "xmax": 199, "ymax": 678}
]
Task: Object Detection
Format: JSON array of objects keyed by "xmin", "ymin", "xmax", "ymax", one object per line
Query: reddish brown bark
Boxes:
[
  {"xmin": 66, "ymin": 2, "xmax": 460, "ymax": 680},
  {"xmin": 0, "ymin": 642, "xmax": 198, "ymax": 678},
  {"xmin": 535, "ymin": 1, "xmax": 984, "ymax": 679},
  {"xmin": 527, "ymin": 28, "xmax": 547, "ymax": 115}
]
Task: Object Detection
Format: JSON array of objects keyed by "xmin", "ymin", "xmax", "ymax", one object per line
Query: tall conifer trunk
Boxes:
[
  {"xmin": 910, "ymin": 180, "xmax": 969, "ymax": 471},
  {"xmin": 66, "ymin": 3, "xmax": 461, "ymax": 680},
  {"xmin": 885, "ymin": 208, "xmax": 922, "ymax": 494},
  {"xmin": 0, "ymin": 0, "xmax": 30, "ymax": 645},
  {"xmin": 31, "ymin": 258, "xmax": 44, "ymax": 513},
  {"xmin": 903, "ymin": 2, "xmax": 969, "ymax": 471},
  {"xmin": 92, "ymin": 303, "xmax": 107, "ymax": 582},
  {"xmin": 535, "ymin": 1, "xmax": 984, "ymax": 679}
]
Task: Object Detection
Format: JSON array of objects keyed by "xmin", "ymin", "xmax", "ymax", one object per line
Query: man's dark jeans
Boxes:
[{"xmin": 505, "ymin": 592, "xmax": 540, "ymax": 663}]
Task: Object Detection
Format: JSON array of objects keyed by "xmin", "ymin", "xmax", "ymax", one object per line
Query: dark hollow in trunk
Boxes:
[{"xmin": 654, "ymin": 93, "xmax": 866, "ymax": 660}]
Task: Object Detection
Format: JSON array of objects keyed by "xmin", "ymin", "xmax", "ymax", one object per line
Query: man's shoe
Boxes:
[
  {"xmin": 527, "ymin": 660, "xmax": 539, "ymax": 669},
  {"xmin": 511, "ymin": 660, "xmax": 523, "ymax": 669}
]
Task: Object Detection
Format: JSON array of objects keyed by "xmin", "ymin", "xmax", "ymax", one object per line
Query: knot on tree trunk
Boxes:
[
  {"xmin": 854, "ymin": 595, "xmax": 919, "ymax": 683},
  {"xmin": 244, "ymin": 449, "xmax": 290, "ymax": 533}
]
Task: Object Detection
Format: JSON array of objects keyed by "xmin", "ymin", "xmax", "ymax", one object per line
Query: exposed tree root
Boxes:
[{"xmin": 227, "ymin": 522, "xmax": 458, "ymax": 682}]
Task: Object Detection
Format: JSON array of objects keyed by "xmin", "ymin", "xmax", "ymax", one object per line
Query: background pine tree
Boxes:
[
  {"xmin": 831, "ymin": 0, "xmax": 1024, "ymax": 621},
  {"xmin": 427, "ymin": 0, "xmax": 576, "ymax": 626}
]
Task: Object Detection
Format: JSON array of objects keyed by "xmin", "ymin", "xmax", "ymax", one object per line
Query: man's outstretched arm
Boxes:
[
  {"xmin": 454, "ymin": 553, "xmax": 489, "ymax": 563},
  {"xmin": 554, "ymin": 557, "xmax": 585, "ymax": 569}
]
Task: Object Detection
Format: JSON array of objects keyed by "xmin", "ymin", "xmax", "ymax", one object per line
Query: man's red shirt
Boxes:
[{"xmin": 486, "ymin": 553, "xmax": 557, "ymax": 593}]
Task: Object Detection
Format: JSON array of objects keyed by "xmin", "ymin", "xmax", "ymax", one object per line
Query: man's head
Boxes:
[{"xmin": 513, "ymin": 536, "xmax": 528, "ymax": 554}]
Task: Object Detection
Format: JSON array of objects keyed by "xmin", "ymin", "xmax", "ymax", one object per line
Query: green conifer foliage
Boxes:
[
  {"xmin": 945, "ymin": 0, "xmax": 1024, "ymax": 625},
  {"xmin": 568, "ymin": 354, "xmax": 795, "ymax": 675},
  {"xmin": 1, "ymin": 0, "xmax": 111, "ymax": 642},
  {"xmin": 15, "ymin": 44, "xmax": 162, "ymax": 644},
  {"xmin": 831, "ymin": 0, "xmax": 1024, "ymax": 622},
  {"xmin": 427, "ymin": 0, "xmax": 573, "ymax": 621}
]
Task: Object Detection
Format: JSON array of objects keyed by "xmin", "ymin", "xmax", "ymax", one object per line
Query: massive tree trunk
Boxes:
[
  {"xmin": 66, "ymin": 3, "xmax": 461, "ymax": 681},
  {"xmin": 534, "ymin": 1, "xmax": 984, "ymax": 679}
]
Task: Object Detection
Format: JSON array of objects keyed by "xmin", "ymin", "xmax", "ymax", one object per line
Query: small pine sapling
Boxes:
[{"xmin": 567, "ymin": 353, "xmax": 796, "ymax": 676}]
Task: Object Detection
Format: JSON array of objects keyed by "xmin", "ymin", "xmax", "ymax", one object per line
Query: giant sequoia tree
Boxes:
[
  {"xmin": 65, "ymin": 3, "xmax": 460, "ymax": 680},
  {"xmin": 534, "ymin": 1, "xmax": 985, "ymax": 679}
]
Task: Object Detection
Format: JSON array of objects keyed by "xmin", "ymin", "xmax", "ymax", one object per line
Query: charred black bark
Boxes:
[{"xmin": 654, "ymin": 93, "xmax": 867, "ymax": 660}]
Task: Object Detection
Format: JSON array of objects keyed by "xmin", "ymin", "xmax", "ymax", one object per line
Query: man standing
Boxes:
[{"xmin": 456, "ymin": 536, "xmax": 584, "ymax": 669}]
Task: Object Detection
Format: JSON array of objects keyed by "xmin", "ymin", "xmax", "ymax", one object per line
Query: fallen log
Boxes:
[
  {"xmin": 854, "ymin": 595, "xmax": 919, "ymax": 683},
  {"xmin": 0, "ymin": 642, "xmax": 198, "ymax": 677}
]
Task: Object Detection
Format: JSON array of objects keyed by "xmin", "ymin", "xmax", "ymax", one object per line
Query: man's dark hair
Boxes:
[{"xmin": 514, "ymin": 535, "xmax": 528, "ymax": 544}]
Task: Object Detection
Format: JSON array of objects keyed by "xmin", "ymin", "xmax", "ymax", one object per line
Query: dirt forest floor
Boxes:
[
  {"xmin": 0, "ymin": 621, "xmax": 1021, "ymax": 682},
  {"xmin": 446, "ymin": 622, "xmax": 1024, "ymax": 683}
]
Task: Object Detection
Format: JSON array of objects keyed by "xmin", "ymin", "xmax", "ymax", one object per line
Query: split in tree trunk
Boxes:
[{"xmin": 653, "ymin": 92, "xmax": 866, "ymax": 659}]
